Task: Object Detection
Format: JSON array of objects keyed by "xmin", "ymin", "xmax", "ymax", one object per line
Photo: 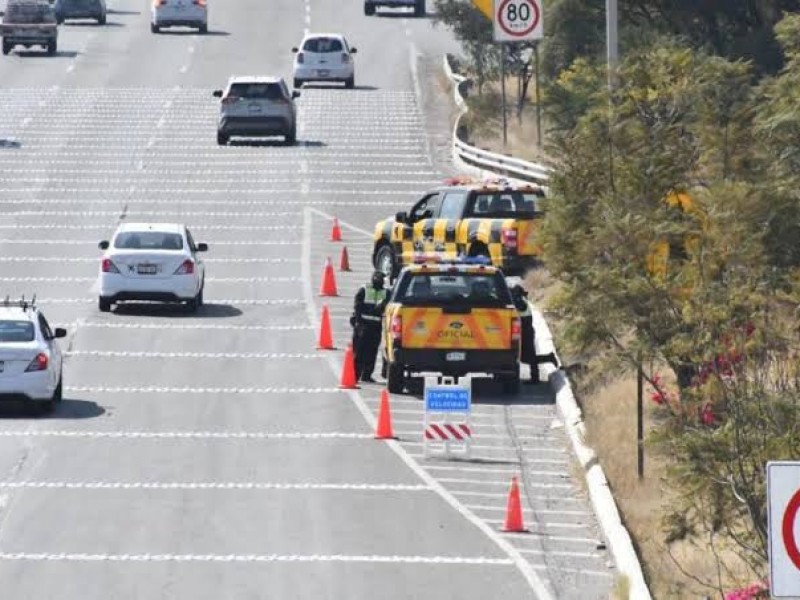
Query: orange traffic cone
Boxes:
[
  {"xmin": 375, "ymin": 389, "xmax": 395, "ymax": 439},
  {"xmin": 319, "ymin": 258, "xmax": 338, "ymax": 297},
  {"xmin": 503, "ymin": 476, "xmax": 527, "ymax": 533},
  {"xmin": 331, "ymin": 218, "xmax": 342, "ymax": 242},
  {"xmin": 317, "ymin": 304, "xmax": 335, "ymax": 350},
  {"xmin": 339, "ymin": 246, "xmax": 351, "ymax": 272},
  {"xmin": 339, "ymin": 344, "xmax": 358, "ymax": 389}
]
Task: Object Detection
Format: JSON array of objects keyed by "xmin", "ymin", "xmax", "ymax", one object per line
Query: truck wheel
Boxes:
[
  {"xmin": 345, "ymin": 76, "xmax": 355, "ymax": 89},
  {"xmin": 374, "ymin": 244, "xmax": 398, "ymax": 280},
  {"xmin": 414, "ymin": 0, "xmax": 425, "ymax": 17},
  {"xmin": 499, "ymin": 372, "xmax": 520, "ymax": 395},
  {"xmin": 98, "ymin": 297, "xmax": 112, "ymax": 313},
  {"xmin": 47, "ymin": 40, "xmax": 56, "ymax": 55},
  {"xmin": 387, "ymin": 362, "xmax": 404, "ymax": 394},
  {"xmin": 2, "ymin": 41, "xmax": 10, "ymax": 56},
  {"xmin": 216, "ymin": 131, "xmax": 228, "ymax": 145},
  {"xmin": 150, "ymin": 23, "xmax": 160, "ymax": 33},
  {"xmin": 199, "ymin": 23, "xmax": 208, "ymax": 34},
  {"xmin": 285, "ymin": 125, "xmax": 296, "ymax": 145},
  {"xmin": 97, "ymin": 14, "xmax": 106, "ymax": 25},
  {"xmin": 293, "ymin": 78, "xmax": 303, "ymax": 89},
  {"xmin": 364, "ymin": 4, "xmax": 375, "ymax": 16}
]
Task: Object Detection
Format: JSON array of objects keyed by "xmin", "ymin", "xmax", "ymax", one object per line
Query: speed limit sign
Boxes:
[{"xmin": 493, "ymin": 0, "xmax": 543, "ymax": 43}]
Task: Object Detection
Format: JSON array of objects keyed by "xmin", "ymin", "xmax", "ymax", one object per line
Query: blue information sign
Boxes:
[{"xmin": 425, "ymin": 386, "xmax": 471, "ymax": 412}]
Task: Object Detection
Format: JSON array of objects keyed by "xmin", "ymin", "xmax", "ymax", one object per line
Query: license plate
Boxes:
[
  {"xmin": 137, "ymin": 264, "xmax": 158, "ymax": 275},
  {"xmin": 317, "ymin": 70, "xmax": 330, "ymax": 77},
  {"xmin": 446, "ymin": 352, "xmax": 466, "ymax": 362}
]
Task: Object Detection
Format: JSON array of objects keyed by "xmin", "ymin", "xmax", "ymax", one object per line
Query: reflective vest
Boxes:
[{"xmin": 360, "ymin": 285, "xmax": 387, "ymax": 322}]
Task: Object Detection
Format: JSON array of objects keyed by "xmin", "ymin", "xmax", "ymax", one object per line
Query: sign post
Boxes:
[
  {"xmin": 768, "ymin": 461, "xmax": 800, "ymax": 598},
  {"xmin": 423, "ymin": 376, "xmax": 473, "ymax": 459}
]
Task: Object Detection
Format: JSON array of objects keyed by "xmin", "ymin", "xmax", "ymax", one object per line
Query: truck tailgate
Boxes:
[{"xmin": 400, "ymin": 307, "xmax": 514, "ymax": 350}]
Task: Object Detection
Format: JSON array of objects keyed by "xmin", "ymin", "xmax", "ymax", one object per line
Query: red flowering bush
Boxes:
[{"xmin": 724, "ymin": 580, "xmax": 769, "ymax": 599}]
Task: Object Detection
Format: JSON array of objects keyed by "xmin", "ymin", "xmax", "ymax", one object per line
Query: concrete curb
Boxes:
[{"xmin": 531, "ymin": 304, "xmax": 652, "ymax": 600}]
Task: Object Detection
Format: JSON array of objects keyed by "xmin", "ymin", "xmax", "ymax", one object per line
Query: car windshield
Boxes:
[
  {"xmin": 302, "ymin": 37, "xmax": 344, "ymax": 53},
  {"xmin": 4, "ymin": 3, "xmax": 56, "ymax": 23},
  {"xmin": 468, "ymin": 192, "xmax": 543, "ymax": 217},
  {"xmin": 0, "ymin": 320, "xmax": 35, "ymax": 342},
  {"xmin": 228, "ymin": 83, "xmax": 284, "ymax": 100},
  {"xmin": 394, "ymin": 272, "xmax": 511, "ymax": 307},
  {"xmin": 114, "ymin": 232, "xmax": 184, "ymax": 251}
]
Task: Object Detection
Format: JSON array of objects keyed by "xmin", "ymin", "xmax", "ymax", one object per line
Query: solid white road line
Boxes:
[
  {"xmin": 0, "ymin": 482, "xmax": 431, "ymax": 492},
  {"xmin": 78, "ymin": 322, "xmax": 312, "ymax": 331},
  {"xmin": 65, "ymin": 351, "xmax": 323, "ymax": 360},
  {"xmin": 66, "ymin": 386, "xmax": 343, "ymax": 394},
  {"xmin": 0, "ymin": 431, "xmax": 371, "ymax": 440}
]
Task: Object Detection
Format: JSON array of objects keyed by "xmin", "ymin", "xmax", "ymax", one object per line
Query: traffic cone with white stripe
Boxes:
[
  {"xmin": 503, "ymin": 476, "xmax": 527, "ymax": 533},
  {"xmin": 339, "ymin": 246, "xmax": 351, "ymax": 272},
  {"xmin": 331, "ymin": 218, "xmax": 342, "ymax": 242},
  {"xmin": 339, "ymin": 343, "xmax": 358, "ymax": 389},
  {"xmin": 375, "ymin": 389, "xmax": 395, "ymax": 439},
  {"xmin": 317, "ymin": 304, "xmax": 335, "ymax": 350},
  {"xmin": 319, "ymin": 258, "xmax": 338, "ymax": 297}
]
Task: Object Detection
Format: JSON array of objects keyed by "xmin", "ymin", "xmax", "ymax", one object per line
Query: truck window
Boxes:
[
  {"xmin": 394, "ymin": 272, "xmax": 512, "ymax": 307},
  {"xmin": 439, "ymin": 192, "xmax": 467, "ymax": 219},
  {"xmin": 466, "ymin": 192, "xmax": 543, "ymax": 218},
  {"xmin": 409, "ymin": 193, "xmax": 440, "ymax": 222}
]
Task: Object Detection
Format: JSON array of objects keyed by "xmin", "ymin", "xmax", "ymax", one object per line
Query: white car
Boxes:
[
  {"xmin": 151, "ymin": 0, "xmax": 207, "ymax": 34},
  {"xmin": 292, "ymin": 33, "xmax": 357, "ymax": 89},
  {"xmin": 0, "ymin": 298, "xmax": 66, "ymax": 413},
  {"xmin": 98, "ymin": 223, "xmax": 208, "ymax": 313}
]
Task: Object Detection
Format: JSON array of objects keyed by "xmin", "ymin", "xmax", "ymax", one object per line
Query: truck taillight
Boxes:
[
  {"xmin": 192, "ymin": 0, "xmax": 206, "ymax": 5},
  {"xmin": 101, "ymin": 258, "xmax": 119, "ymax": 273},
  {"xmin": 174, "ymin": 259, "xmax": 195, "ymax": 275},
  {"xmin": 511, "ymin": 317, "xmax": 521, "ymax": 343},
  {"xmin": 501, "ymin": 228, "xmax": 518, "ymax": 249},
  {"xmin": 391, "ymin": 315, "xmax": 402, "ymax": 339},
  {"xmin": 25, "ymin": 353, "xmax": 48, "ymax": 372}
]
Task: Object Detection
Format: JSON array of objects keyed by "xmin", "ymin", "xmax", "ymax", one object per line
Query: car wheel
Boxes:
[
  {"xmin": 197, "ymin": 285, "xmax": 204, "ymax": 307},
  {"xmin": 345, "ymin": 76, "xmax": 355, "ymax": 89},
  {"xmin": 216, "ymin": 131, "xmax": 228, "ymax": 145},
  {"xmin": 199, "ymin": 23, "xmax": 207, "ymax": 33},
  {"xmin": 97, "ymin": 14, "xmax": 106, "ymax": 25},
  {"xmin": 150, "ymin": 23, "xmax": 159, "ymax": 33},
  {"xmin": 498, "ymin": 372, "xmax": 521, "ymax": 395},
  {"xmin": 2, "ymin": 41, "xmax": 10, "ymax": 55},
  {"xmin": 52, "ymin": 377, "xmax": 63, "ymax": 404},
  {"xmin": 293, "ymin": 78, "xmax": 303, "ymax": 89},
  {"xmin": 47, "ymin": 40, "xmax": 56, "ymax": 55},
  {"xmin": 56, "ymin": 16, "xmax": 64, "ymax": 24},
  {"xmin": 374, "ymin": 244, "xmax": 398, "ymax": 280},
  {"xmin": 186, "ymin": 292, "xmax": 201, "ymax": 313},
  {"xmin": 364, "ymin": 4, "xmax": 375, "ymax": 15},
  {"xmin": 387, "ymin": 361, "xmax": 404, "ymax": 394},
  {"xmin": 285, "ymin": 126, "xmax": 296, "ymax": 145},
  {"xmin": 414, "ymin": 0, "xmax": 425, "ymax": 17},
  {"xmin": 98, "ymin": 297, "xmax": 112, "ymax": 312}
]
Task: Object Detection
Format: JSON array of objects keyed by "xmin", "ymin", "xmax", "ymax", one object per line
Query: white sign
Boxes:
[
  {"xmin": 423, "ymin": 376, "xmax": 473, "ymax": 459},
  {"xmin": 493, "ymin": 0, "xmax": 543, "ymax": 43},
  {"xmin": 768, "ymin": 461, "xmax": 800, "ymax": 598}
]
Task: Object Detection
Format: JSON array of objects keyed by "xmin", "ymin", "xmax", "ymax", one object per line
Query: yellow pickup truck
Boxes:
[
  {"xmin": 381, "ymin": 258, "xmax": 522, "ymax": 395},
  {"xmin": 372, "ymin": 178, "xmax": 546, "ymax": 280}
]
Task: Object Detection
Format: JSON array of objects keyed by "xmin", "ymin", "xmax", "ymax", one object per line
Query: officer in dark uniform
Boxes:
[
  {"xmin": 350, "ymin": 271, "xmax": 389, "ymax": 383},
  {"xmin": 511, "ymin": 284, "xmax": 559, "ymax": 384}
]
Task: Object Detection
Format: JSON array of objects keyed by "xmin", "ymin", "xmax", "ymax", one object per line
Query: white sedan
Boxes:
[{"xmin": 98, "ymin": 223, "xmax": 208, "ymax": 313}]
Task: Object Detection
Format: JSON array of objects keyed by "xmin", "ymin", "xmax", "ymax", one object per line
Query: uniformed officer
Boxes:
[
  {"xmin": 511, "ymin": 284, "xmax": 559, "ymax": 384},
  {"xmin": 350, "ymin": 271, "xmax": 389, "ymax": 383}
]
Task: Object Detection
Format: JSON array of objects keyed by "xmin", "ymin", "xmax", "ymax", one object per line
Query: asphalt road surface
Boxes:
[{"xmin": 0, "ymin": 1, "xmax": 616, "ymax": 598}]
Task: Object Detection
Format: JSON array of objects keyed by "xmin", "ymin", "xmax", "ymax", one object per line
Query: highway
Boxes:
[{"xmin": 0, "ymin": 1, "xmax": 615, "ymax": 598}]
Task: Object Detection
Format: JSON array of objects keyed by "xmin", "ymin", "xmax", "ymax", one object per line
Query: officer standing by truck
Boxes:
[
  {"xmin": 511, "ymin": 284, "xmax": 559, "ymax": 384},
  {"xmin": 350, "ymin": 271, "xmax": 388, "ymax": 383}
]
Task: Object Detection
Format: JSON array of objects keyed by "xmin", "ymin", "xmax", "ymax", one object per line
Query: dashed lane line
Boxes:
[
  {"xmin": 66, "ymin": 386, "xmax": 343, "ymax": 394},
  {"xmin": 65, "ymin": 351, "xmax": 324, "ymax": 360},
  {"xmin": 0, "ymin": 211, "xmax": 302, "ymax": 217},
  {"xmin": 0, "ymin": 553, "xmax": 514, "ymax": 566},
  {"xmin": 0, "ymin": 224, "xmax": 304, "ymax": 232},
  {"xmin": 76, "ymin": 322, "xmax": 312, "ymax": 331},
  {"xmin": 0, "ymin": 278, "xmax": 301, "ymax": 283},
  {"xmin": 0, "ymin": 298, "xmax": 306, "ymax": 306},
  {"xmin": 0, "ymin": 240, "xmax": 301, "ymax": 247},
  {"xmin": 0, "ymin": 258, "xmax": 300, "ymax": 264},
  {"xmin": 0, "ymin": 482, "xmax": 431, "ymax": 492},
  {"xmin": 434, "ymin": 478, "xmax": 573, "ymax": 490},
  {"xmin": 0, "ymin": 431, "xmax": 371, "ymax": 440}
]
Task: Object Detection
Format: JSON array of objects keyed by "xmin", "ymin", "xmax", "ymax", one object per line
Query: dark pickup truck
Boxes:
[{"xmin": 0, "ymin": 0, "xmax": 58, "ymax": 56}]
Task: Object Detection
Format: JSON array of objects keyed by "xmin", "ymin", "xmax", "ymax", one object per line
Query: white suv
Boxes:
[
  {"xmin": 98, "ymin": 222, "xmax": 208, "ymax": 313},
  {"xmin": 292, "ymin": 33, "xmax": 357, "ymax": 89},
  {"xmin": 151, "ymin": 0, "xmax": 207, "ymax": 34},
  {"xmin": 0, "ymin": 298, "xmax": 66, "ymax": 413}
]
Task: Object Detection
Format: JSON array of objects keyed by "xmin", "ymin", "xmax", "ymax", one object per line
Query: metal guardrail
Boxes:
[{"xmin": 443, "ymin": 54, "xmax": 552, "ymax": 188}]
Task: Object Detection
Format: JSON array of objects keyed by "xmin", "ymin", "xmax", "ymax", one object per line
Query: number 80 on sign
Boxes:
[{"xmin": 493, "ymin": 0, "xmax": 543, "ymax": 43}]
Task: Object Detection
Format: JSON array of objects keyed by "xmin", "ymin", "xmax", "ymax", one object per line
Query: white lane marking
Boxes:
[
  {"xmin": 425, "ymin": 465, "xmax": 567, "ymax": 477},
  {"xmin": 434, "ymin": 478, "xmax": 573, "ymax": 490},
  {"xmin": 0, "ymin": 431, "xmax": 370, "ymax": 440},
  {"xmin": 0, "ymin": 188, "xmax": 425, "ymax": 197},
  {"xmin": 520, "ymin": 548, "xmax": 605, "ymax": 560},
  {"xmin": 78, "ymin": 322, "xmax": 312, "ymax": 331},
  {"xmin": 465, "ymin": 505, "xmax": 591, "ymax": 517},
  {"xmin": 66, "ymin": 351, "xmax": 323, "ymax": 360},
  {"xmin": 0, "ymin": 298, "xmax": 305, "ymax": 306},
  {"xmin": 0, "ymin": 211, "xmax": 301, "ymax": 217},
  {"xmin": 67, "ymin": 386, "xmax": 343, "ymax": 394},
  {"xmin": 66, "ymin": 64, "xmax": 75, "ymax": 73},
  {"xmin": 0, "ymin": 225, "xmax": 304, "ymax": 232},
  {"xmin": 0, "ymin": 257, "xmax": 299, "ymax": 264},
  {"xmin": 506, "ymin": 533, "xmax": 600, "ymax": 544},
  {"xmin": 179, "ymin": 65, "xmax": 188, "ymax": 74},
  {"xmin": 0, "ymin": 276, "xmax": 303, "ymax": 283},
  {"xmin": 300, "ymin": 208, "xmax": 554, "ymax": 599},
  {"xmin": 0, "ymin": 482, "xmax": 430, "ymax": 492},
  {"xmin": 482, "ymin": 519, "xmax": 589, "ymax": 530},
  {"xmin": 530, "ymin": 564, "xmax": 614, "ymax": 578},
  {"xmin": 0, "ymin": 240, "xmax": 300, "ymax": 246},
  {"xmin": 0, "ymin": 553, "xmax": 514, "ymax": 566}
]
